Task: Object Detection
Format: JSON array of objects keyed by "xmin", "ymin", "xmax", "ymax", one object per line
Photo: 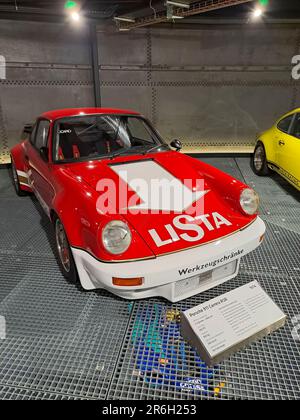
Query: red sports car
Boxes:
[{"xmin": 10, "ymin": 108, "xmax": 265, "ymax": 302}]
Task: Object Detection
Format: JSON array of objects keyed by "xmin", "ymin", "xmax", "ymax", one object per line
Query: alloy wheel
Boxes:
[
  {"xmin": 254, "ymin": 146, "xmax": 265, "ymax": 172},
  {"xmin": 55, "ymin": 219, "xmax": 71, "ymax": 273}
]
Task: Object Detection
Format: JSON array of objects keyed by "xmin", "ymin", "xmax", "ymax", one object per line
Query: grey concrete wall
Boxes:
[
  {"xmin": 0, "ymin": 19, "xmax": 94, "ymax": 163},
  {"xmin": 98, "ymin": 24, "xmax": 300, "ymax": 153},
  {"xmin": 1, "ymin": 20, "xmax": 300, "ymax": 162}
]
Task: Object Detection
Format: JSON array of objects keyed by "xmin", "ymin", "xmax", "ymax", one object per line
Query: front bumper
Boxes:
[{"xmin": 72, "ymin": 217, "xmax": 265, "ymax": 302}]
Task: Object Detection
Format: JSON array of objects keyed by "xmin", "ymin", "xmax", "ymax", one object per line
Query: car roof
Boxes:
[
  {"xmin": 40, "ymin": 107, "xmax": 140, "ymax": 121},
  {"xmin": 276, "ymin": 107, "xmax": 300, "ymax": 122},
  {"xmin": 288, "ymin": 107, "xmax": 300, "ymax": 114}
]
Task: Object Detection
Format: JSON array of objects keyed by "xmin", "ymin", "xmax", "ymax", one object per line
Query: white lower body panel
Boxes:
[{"xmin": 72, "ymin": 217, "xmax": 266, "ymax": 302}]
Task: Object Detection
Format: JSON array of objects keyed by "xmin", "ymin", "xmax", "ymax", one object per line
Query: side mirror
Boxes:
[
  {"xmin": 40, "ymin": 147, "xmax": 49, "ymax": 162},
  {"xmin": 170, "ymin": 139, "xmax": 182, "ymax": 152}
]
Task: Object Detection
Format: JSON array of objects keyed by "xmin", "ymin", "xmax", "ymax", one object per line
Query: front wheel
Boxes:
[
  {"xmin": 54, "ymin": 217, "xmax": 78, "ymax": 283},
  {"xmin": 252, "ymin": 142, "xmax": 270, "ymax": 176}
]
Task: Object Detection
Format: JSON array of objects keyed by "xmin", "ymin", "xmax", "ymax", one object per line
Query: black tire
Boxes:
[
  {"xmin": 53, "ymin": 216, "xmax": 78, "ymax": 283},
  {"xmin": 251, "ymin": 142, "xmax": 270, "ymax": 176},
  {"xmin": 10, "ymin": 158, "xmax": 27, "ymax": 196}
]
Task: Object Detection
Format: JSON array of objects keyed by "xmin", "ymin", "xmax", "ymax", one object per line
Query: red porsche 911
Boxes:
[{"xmin": 10, "ymin": 108, "xmax": 265, "ymax": 302}]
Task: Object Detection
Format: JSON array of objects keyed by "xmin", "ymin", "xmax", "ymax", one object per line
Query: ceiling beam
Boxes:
[
  {"xmin": 117, "ymin": 0, "xmax": 254, "ymax": 30},
  {"xmin": 0, "ymin": 4, "xmax": 116, "ymax": 21}
]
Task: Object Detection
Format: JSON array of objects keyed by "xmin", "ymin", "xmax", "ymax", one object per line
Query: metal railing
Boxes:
[{"xmin": 118, "ymin": 0, "xmax": 254, "ymax": 30}]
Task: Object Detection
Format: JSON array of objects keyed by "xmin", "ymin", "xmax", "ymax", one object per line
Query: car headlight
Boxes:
[
  {"xmin": 102, "ymin": 220, "xmax": 132, "ymax": 255},
  {"xmin": 239, "ymin": 188, "xmax": 260, "ymax": 215}
]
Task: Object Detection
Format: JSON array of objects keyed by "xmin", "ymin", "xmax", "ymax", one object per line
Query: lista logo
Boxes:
[{"xmin": 148, "ymin": 212, "xmax": 232, "ymax": 248}]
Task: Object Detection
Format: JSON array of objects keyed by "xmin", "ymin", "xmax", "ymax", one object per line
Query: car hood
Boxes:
[{"xmin": 66, "ymin": 151, "xmax": 256, "ymax": 256}]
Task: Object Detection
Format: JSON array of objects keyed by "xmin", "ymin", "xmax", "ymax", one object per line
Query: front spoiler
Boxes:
[{"xmin": 72, "ymin": 217, "xmax": 266, "ymax": 302}]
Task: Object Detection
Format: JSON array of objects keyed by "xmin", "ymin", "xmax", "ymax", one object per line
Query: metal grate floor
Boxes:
[{"xmin": 0, "ymin": 158, "xmax": 299, "ymax": 400}]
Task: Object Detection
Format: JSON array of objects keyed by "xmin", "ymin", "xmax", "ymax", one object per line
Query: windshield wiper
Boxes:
[
  {"xmin": 109, "ymin": 144, "xmax": 168, "ymax": 160},
  {"xmin": 109, "ymin": 148, "xmax": 132, "ymax": 160},
  {"xmin": 142, "ymin": 144, "xmax": 168, "ymax": 155}
]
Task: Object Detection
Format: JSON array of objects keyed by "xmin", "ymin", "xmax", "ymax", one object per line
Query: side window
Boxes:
[
  {"xmin": 291, "ymin": 113, "xmax": 300, "ymax": 139},
  {"xmin": 34, "ymin": 120, "xmax": 50, "ymax": 150},
  {"xmin": 277, "ymin": 115, "xmax": 294, "ymax": 134},
  {"xmin": 30, "ymin": 123, "xmax": 37, "ymax": 144},
  {"xmin": 127, "ymin": 118, "xmax": 155, "ymax": 144}
]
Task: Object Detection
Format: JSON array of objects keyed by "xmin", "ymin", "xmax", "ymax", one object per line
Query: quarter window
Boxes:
[
  {"xmin": 30, "ymin": 123, "xmax": 37, "ymax": 145},
  {"xmin": 277, "ymin": 115, "xmax": 294, "ymax": 134},
  {"xmin": 291, "ymin": 113, "xmax": 300, "ymax": 139},
  {"xmin": 34, "ymin": 120, "xmax": 50, "ymax": 150}
]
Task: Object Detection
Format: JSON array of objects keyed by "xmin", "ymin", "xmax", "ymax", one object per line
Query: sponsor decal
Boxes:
[
  {"xmin": 268, "ymin": 161, "xmax": 300, "ymax": 189},
  {"xmin": 149, "ymin": 212, "xmax": 232, "ymax": 248},
  {"xmin": 59, "ymin": 129, "xmax": 72, "ymax": 134},
  {"xmin": 16, "ymin": 170, "xmax": 30, "ymax": 187},
  {"xmin": 178, "ymin": 249, "xmax": 244, "ymax": 276}
]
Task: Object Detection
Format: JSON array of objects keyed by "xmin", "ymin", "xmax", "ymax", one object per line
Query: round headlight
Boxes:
[
  {"xmin": 239, "ymin": 188, "xmax": 260, "ymax": 215},
  {"xmin": 102, "ymin": 220, "xmax": 132, "ymax": 255}
]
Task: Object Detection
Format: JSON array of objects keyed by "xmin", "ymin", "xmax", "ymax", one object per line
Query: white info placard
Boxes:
[{"xmin": 181, "ymin": 281, "xmax": 286, "ymax": 366}]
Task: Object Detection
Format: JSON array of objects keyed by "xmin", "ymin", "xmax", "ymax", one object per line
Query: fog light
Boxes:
[{"xmin": 112, "ymin": 277, "xmax": 143, "ymax": 286}]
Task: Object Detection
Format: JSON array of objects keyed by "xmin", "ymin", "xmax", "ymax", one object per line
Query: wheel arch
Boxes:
[
  {"xmin": 10, "ymin": 142, "xmax": 27, "ymax": 172},
  {"xmin": 257, "ymin": 128, "xmax": 277, "ymax": 163},
  {"xmin": 50, "ymin": 188, "xmax": 90, "ymax": 251},
  {"xmin": 10, "ymin": 143, "xmax": 32, "ymax": 193}
]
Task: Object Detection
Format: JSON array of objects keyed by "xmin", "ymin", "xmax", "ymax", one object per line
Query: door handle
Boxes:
[{"xmin": 278, "ymin": 140, "xmax": 285, "ymax": 146}]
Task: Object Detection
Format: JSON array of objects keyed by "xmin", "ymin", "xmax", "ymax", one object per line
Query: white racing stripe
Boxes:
[
  {"xmin": 16, "ymin": 169, "xmax": 32, "ymax": 189},
  {"xmin": 16, "ymin": 170, "xmax": 29, "ymax": 178},
  {"xmin": 110, "ymin": 160, "xmax": 208, "ymax": 212}
]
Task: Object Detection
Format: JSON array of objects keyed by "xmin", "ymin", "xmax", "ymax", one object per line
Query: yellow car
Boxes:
[{"xmin": 252, "ymin": 109, "xmax": 300, "ymax": 191}]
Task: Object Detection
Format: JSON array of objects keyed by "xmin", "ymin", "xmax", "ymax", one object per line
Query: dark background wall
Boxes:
[
  {"xmin": 0, "ymin": 19, "xmax": 300, "ymax": 163},
  {"xmin": 0, "ymin": 19, "xmax": 93, "ymax": 164}
]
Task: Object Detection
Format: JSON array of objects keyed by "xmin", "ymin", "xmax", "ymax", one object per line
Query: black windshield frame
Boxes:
[{"xmin": 52, "ymin": 114, "xmax": 168, "ymax": 164}]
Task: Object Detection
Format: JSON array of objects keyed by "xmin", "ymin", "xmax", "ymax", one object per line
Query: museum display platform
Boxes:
[{"xmin": 0, "ymin": 157, "xmax": 299, "ymax": 400}]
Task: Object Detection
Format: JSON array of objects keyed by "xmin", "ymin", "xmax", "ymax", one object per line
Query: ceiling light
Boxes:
[
  {"xmin": 252, "ymin": 7, "xmax": 263, "ymax": 19},
  {"xmin": 166, "ymin": 1, "xmax": 190, "ymax": 9},
  {"xmin": 71, "ymin": 11, "xmax": 80, "ymax": 21},
  {"xmin": 114, "ymin": 16, "xmax": 135, "ymax": 23}
]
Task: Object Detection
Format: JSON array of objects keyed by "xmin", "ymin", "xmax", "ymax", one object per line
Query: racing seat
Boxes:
[
  {"xmin": 58, "ymin": 125, "xmax": 91, "ymax": 160},
  {"xmin": 293, "ymin": 116, "xmax": 300, "ymax": 139},
  {"xmin": 58, "ymin": 124, "xmax": 123, "ymax": 160}
]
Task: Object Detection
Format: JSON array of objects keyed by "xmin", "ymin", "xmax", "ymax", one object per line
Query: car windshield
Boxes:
[{"xmin": 53, "ymin": 115, "xmax": 167, "ymax": 162}]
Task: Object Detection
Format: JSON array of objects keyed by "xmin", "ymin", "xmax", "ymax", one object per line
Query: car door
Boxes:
[
  {"xmin": 24, "ymin": 118, "xmax": 54, "ymax": 215},
  {"xmin": 274, "ymin": 113, "xmax": 296, "ymax": 176}
]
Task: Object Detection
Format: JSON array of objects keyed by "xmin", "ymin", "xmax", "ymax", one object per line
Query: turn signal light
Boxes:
[
  {"xmin": 259, "ymin": 234, "xmax": 265, "ymax": 243},
  {"xmin": 112, "ymin": 277, "xmax": 143, "ymax": 286}
]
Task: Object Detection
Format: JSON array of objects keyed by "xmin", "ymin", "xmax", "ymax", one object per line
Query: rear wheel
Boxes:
[
  {"xmin": 11, "ymin": 158, "xmax": 27, "ymax": 196},
  {"xmin": 54, "ymin": 217, "xmax": 78, "ymax": 283},
  {"xmin": 252, "ymin": 142, "xmax": 270, "ymax": 176}
]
